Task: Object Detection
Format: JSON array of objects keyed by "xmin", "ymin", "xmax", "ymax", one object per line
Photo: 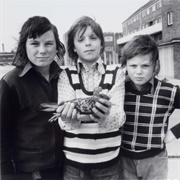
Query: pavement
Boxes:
[{"xmin": 167, "ymin": 109, "xmax": 180, "ymax": 179}]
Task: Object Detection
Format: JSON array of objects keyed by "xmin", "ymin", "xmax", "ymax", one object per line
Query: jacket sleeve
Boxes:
[{"xmin": 0, "ymin": 79, "xmax": 15, "ymax": 174}]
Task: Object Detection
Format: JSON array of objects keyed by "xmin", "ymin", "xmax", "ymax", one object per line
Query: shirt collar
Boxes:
[
  {"xmin": 77, "ymin": 57, "xmax": 105, "ymax": 74},
  {"xmin": 19, "ymin": 61, "xmax": 62, "ymax": 78},
  {"xmin": 19, "ymin": 61, "xmax": 33, "ymax": 77},
  {"xmin": 126, "ymin": 75, "xmax": 154, "ymax": 94}
]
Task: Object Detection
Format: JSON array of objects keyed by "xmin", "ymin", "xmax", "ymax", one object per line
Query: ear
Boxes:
[{"xmin": 154, "ymin": 59, "xmax": 160, "ymax": 76}]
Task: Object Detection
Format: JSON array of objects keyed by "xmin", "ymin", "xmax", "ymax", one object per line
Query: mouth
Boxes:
[
  {"xmin": 135, "ymin": 77, "xmax": 143, "ymax": 81},
  {"xmin": 84, "ymin": 50, "xmax": 94, "ymax": 53},
  {"xmin": 37, "ymin": 57, "xmax": 48, "ymax": 60}
]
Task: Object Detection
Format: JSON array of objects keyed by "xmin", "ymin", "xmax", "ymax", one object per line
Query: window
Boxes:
[
  {"xmin": 167, "ymin": 12, "xmax": 173, "ymax": 25},
  {"xmin": 147, "ymin": 8, "xmax": 150, "ymax": 15},
  {"xmin": 156, "ymin": 1, "xmax": 162, "ymax": 9},
  {"xmin": 149, "ymin": 6, "xmax": 152, "ymax": 13},
  {"xmin": 105, "ymin": 46, "xmax": 113, "ymax": 52},
  {"xmin": 137, "ymin": 15, "xmax": 139, "ymax": 20},
  {"xmin": 157, "ymin": 16, "xmax": 162, "ymax": 23},
  {"xmin": 148, "ymin": 21, "xmax": 154, "ymax": 26},
  {"xmin": 157, "ymin": 34, "xmax": 162, "ymax": 41},
  {"xmin": 142, "ymin": 11, "xmax": 145, "ymax": 17}
]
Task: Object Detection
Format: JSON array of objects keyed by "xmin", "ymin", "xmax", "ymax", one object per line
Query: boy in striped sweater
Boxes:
[
  {"xmin": 119, "ymin": 34, "xmax": 180, "ymax": 179},
  {"xmin": 56, "ymin": 16, "xmax": 126, "ymax": 179}
]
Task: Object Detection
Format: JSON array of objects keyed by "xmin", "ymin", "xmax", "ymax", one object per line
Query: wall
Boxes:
[
  {"xmin": 161, "ymin": 0, "xmax": 180, "ymax": 42},
  {"xmin": 174, "ymin": 43, "xmax": 180, "ymax": 79}
]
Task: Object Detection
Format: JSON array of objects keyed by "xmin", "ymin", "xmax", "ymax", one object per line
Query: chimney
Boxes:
[{"xmin": 2, "ymin": 43, "xmax": 5, "ymax": 52}]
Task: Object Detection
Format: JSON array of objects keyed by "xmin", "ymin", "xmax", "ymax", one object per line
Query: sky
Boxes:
[{"xmin": 0, "ymin": 0, "xmax": 149, "ymax": 52}]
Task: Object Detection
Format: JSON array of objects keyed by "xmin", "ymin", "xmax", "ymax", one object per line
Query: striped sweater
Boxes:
[
  {"xmin": 58, "ymin": 63, "xmax": 125, "ymax": 169},
  {"xmin": 121, "ymin": 79, "xmax": 178, "ymax": 159}
]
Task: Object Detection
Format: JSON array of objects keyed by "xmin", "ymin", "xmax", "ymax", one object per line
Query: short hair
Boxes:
[
  {"xmin": 13, "ymin": 16, "xmax": 65, "ymax": 67},
  {"xmin": 67, "ymin": 16, "xmax": 105, "ymax": 63},
  {"xmin": 121, "ymin": 34, "xmax": 159, "ymax": 67}
]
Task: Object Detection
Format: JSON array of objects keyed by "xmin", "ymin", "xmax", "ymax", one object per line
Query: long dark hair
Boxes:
[{"xmin": 13, "ymin": 16, "xmax": 65, "ymax": 67}]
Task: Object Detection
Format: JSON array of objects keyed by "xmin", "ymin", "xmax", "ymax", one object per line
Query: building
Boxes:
[
  {"xmin": 103, "ymin": 32, "xmax": 122, "ymax": 65},
  {"xmin": 117, "ymin": 0, "xmax": 180, "ymax": 79},
  {"xmin": 0, "ymin": 52, "xmax": 14, "ymax": 65}
]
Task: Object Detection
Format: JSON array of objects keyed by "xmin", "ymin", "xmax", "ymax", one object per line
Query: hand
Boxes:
[
  {"xmin": 164, "ymin": 130, "xmax": 176, "ymax": 144},
  {"xmin": 90, "ymin": 97, "xmax": 112, "ymax": 122},
  {"xmin": 60, "ymin": 102, "xmax": 77, "ymax": 122}
]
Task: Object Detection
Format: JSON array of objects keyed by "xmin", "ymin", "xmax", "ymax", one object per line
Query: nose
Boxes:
[
  {"xmin": 136, "ymin": 66, "xmax": 142, "ymax": 74},
  {"xmin": 39, "ymin": 44, "xmax": 46, "ymax": 54},
  {"xmin": 85, "ymin": 38, "xmax": 91, "ymax": 46}
]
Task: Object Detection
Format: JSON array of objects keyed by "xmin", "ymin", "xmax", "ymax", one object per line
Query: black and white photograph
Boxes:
[{"xmin": 1, "ymin": 0, "xmax": 180, "ymax": 179}]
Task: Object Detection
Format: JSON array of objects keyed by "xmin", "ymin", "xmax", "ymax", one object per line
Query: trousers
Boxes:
[
  {"xmin": 119, "ymin": 149, "xmax": 168, "ymax": 180},
  {"xmin": 63, "ymin": 161, "xmax": 120, "ymax": 180}
]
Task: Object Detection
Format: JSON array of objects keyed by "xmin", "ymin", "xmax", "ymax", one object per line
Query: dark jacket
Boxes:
[{"xmin": 0, "ymin": 61, "xmax": 64, "ymax": 174}]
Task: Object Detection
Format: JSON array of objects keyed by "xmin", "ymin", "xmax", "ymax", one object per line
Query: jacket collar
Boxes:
[{"xmin": 19, "ymin": 61, "xmax": 62, "ymax": 78}]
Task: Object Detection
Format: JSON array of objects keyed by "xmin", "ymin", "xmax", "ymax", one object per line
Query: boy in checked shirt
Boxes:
[{"xmin": 119, "ymin": 34, "xmax": 180, "ymax": 180}]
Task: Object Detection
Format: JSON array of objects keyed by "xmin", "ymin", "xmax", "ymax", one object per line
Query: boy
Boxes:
[
  {"xmin": 57, "ymin": 16, "xmax": 125, "ymax": 180},
  {"xmin": 119, "ymin": 34, "xmax": 180, "ymax": 179}
]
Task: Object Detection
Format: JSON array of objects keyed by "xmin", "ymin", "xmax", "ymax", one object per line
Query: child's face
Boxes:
[
  {"xmin": 26, "ymin": 30, "xmax": 57, "ymax": 69},
  {"xmin": 73, "ymin": 26, "xmax": 101, "ymax": 66},
  {"xmin": 126, "ymin": 53, "xmax": 155, "ymax": 91}
]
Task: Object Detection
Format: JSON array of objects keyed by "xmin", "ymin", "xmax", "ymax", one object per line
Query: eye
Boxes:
[
  {"xmin": 142, "ymin": 65, "xmax": 150, "ymax": 68},
  {"xmin": 130, "ymin": 65, "xmax": 137, "ymax": 68},
  {"xmin": 30, "ymin": 42, "xmax": 39, "ymax": 46},
  {"xmin": 90, "ymin": 34, "xmax": 98, "ymax": 40},
  {"xmin": 46, "ymin": 42, "xmax": 54, "ymax": 46},
  {"xmin": 77, "ymin": 37, "xmax": 84, "ymax": 42},
  {"xmin": 78, "ymin": 39, "xmax": 83, "ymax": 42}
]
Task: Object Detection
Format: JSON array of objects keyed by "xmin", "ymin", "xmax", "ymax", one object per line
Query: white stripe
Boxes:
[
  {"xmin": 126, "ymin": 112, "xmax": 170, "ymax": 116},
  {"xmin": 125, "ymin": 122, "xmax": 167, "ymax": 127},
  {"xmin": 131, "ymin": 95, "xmax": 140, "ymax": 150},
  {"xmin": 147, "ymin": 81, "xmax": 161, "ymax": 149},
  {"xmin": 64, "ymin": 135, "xmax": 121, "ymax": 149},
  {"xmin": 125, "ymin": 94, "xmax": 173, "ymax": 101},
  {"xmin": 71, "ymin": 74, "xmax": 79, "ymax": 84},
  {"xmin": 104, "ymin": 74, "xmax": 113, "ymax": 84},
  {"xmin": 122, "ymin": 141, "xmax": 162, "ymax": 148},
  {"xmin": 68, "ymin": 66, "xmax": 76, "ymax": 71},
  {"xmin": 123, "ymin": 131, "xmax": 164, "ymax": 137},
  {"xmin": 125, "ymin": 102, "xmax": 172, "ymax": 107},
  {"xmin": 66, "ymin": 123, "xmax": 118, "ymax": 134},
  {"xmin": 106, "ymin": 64, "xmax": 119, "ymax": 70},
  {"xmin": 64, "ymin": 148, "xmax": 119, "ymax": 164}
]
